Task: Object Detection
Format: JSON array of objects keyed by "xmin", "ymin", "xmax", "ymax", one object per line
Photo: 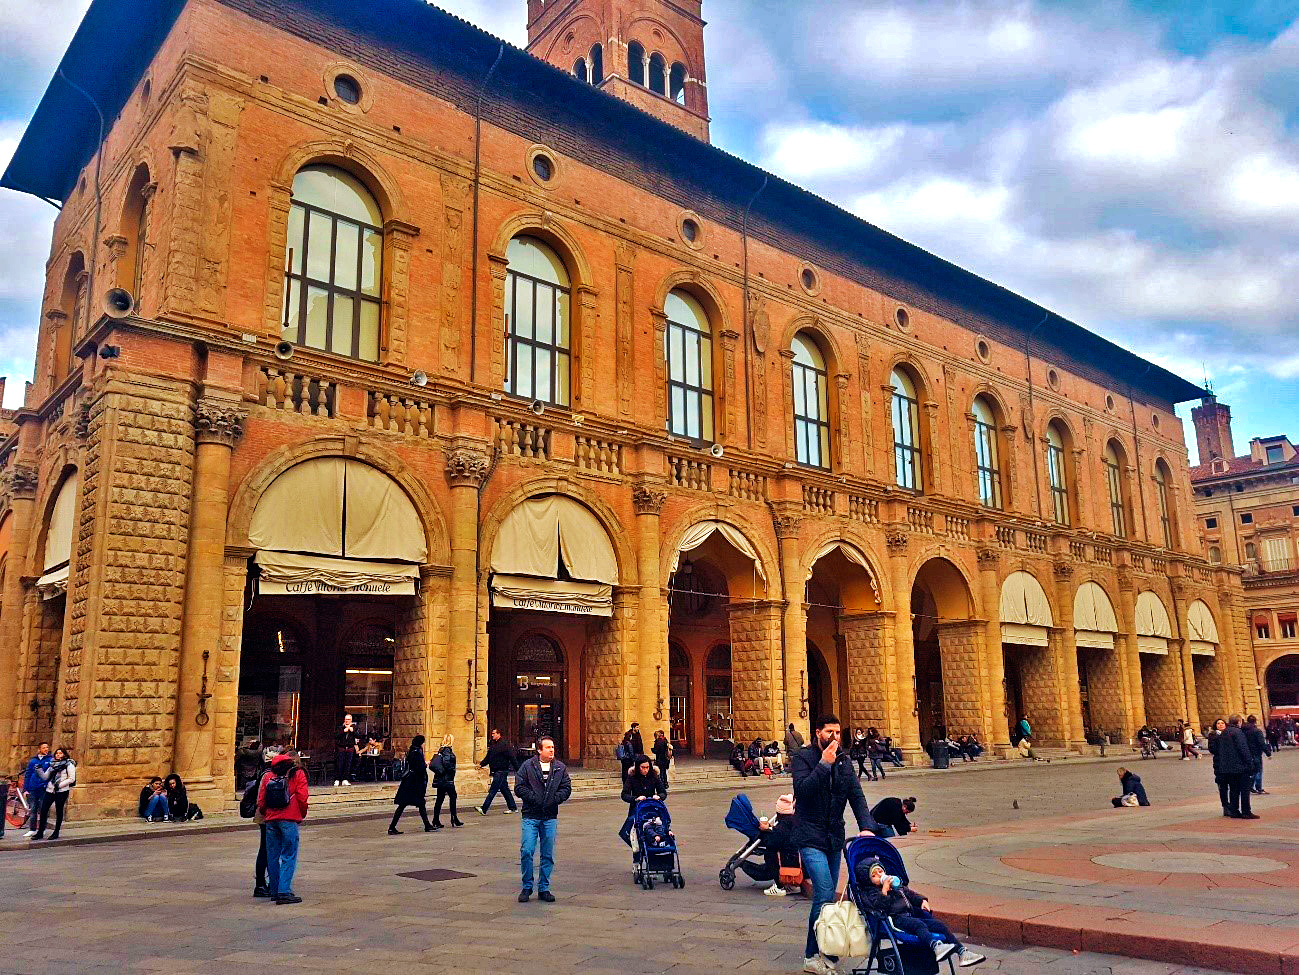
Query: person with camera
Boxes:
[
  {"xmin": 32, "ymin": 747, "xmax": 76, "ymax": 841},
  {"xmin": 257, "ymin": 751, "xmax": 309, "ymax": 904}
]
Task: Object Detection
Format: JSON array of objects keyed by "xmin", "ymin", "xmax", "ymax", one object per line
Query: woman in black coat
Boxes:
[
  {"xmin": 388, "ymin": 735, "xmax": 433, "ymax": 834},
  {"xmin": 164, "ymin": 773, "xmax": 203, "ymax": 821},
  {"xmin": 618, "ymin": 756, "xmax": 666, "ymax": 846},
  {"xmin": 431, "ymin": 734, "xmax": 464, "ymax": 829},
  {"xmin": 1111, "ymin": 767, "xmax": 1150, "ymax": 806}
]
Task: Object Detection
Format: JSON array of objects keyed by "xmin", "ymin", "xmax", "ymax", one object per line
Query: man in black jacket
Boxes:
[
  {"xmin": 792, "ymin": 714, "xmax": 877, "ymax": 975},
  {"xmin": 478, "ymin": 728, "xmax": 518, "ymax": 815},
  {"xmin": 1211, "ymin": 716, "xmax": 1258, "ymax": 818},
  {"xmin": 871, "ymin": 796, "xmax": 917, "ymax": 836},
  {"xmin": 1244, "ymin": 715, "xmax": 1272, "ymax": 795},
  {"xmin": 514, "ymin": 734, "xmax": 572, "ymax": 903}
]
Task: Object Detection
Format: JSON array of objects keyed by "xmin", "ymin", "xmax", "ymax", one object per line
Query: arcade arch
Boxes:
[
  {"xmin": 1073, "ymin": 581, "xmax": 1124, "ymax": 738},
  {"xmin": 999, "ymin": 570, "xmax": 1067, "ymax": 745},
  {"xmin": 1186, "ymin": 599, "xmax": 1229, "ymax": 728},
  {"xmin": 804, "ymin": 540, "xmax": 882, "ymax": 739},
  {"xmin": 1264, "ymin": 654, "xmax": 1299, "ymax": 714},
  {"xmin": 909, "ymin": 557, "xmax": 980, "ymax": 747},
  {"xmin": 1135, "ymin": 590, "xmax": 1181, "ymax": 728}
]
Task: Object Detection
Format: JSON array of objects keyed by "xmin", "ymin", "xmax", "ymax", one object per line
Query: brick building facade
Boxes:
[
  {"xmin": 0, "ymin": 0, "xmax": 1257, "ymax": 816},
  {"xmin": 1190, "ymin": 395, "xmax": 1299, "ymax": 715}
]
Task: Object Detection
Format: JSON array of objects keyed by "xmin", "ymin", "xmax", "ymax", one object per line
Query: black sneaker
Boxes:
[
  {"xmin": 388, "ymin": 827, "xmax": 402, "ymax": 835},
  {"xmin": 275, "ymin": 894, "xmax": 303, "ymax": 905},
  {"xmin": 518, "ymin": 889, "xmax": 532, "ymax": 903},
  {"xmin": 538, "ymin": 890, "xmax": 556, "ymax": 903},
  {"xmin": 253, "ymin": 886, "xmax": 271, "ymax": 898}
]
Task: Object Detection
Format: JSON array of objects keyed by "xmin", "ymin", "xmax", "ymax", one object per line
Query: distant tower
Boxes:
[
  {"xmin": 526, "ymin": 0, "xmax": 710, "ymax": 142},
  {"xmin": 1192, "ymin": 394, "xmax": 1236, "ymax": 464}
]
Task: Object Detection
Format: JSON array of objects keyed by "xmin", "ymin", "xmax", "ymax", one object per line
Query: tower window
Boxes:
[
  {"xmin": 628, "ymin": 42, "xmax": 646, "ymax": 86},
  {"xmin": 573, "ymin": 57, "xmax": 588, "ymax": 83},
  {"xmin": 670, "ymin": 62, "xmax": 687, "ymax": 104},
  {"xmin": 649, "ymin": 53, "xmax": 667, "ymax": 96},
  {"xmin": 590, "ymin": 44, "xmax": 603, "ymax": 84}
]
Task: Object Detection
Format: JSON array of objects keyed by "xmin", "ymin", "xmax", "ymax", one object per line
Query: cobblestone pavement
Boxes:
[{"xmin": 0, "ymin": 752, "xmax": 1289, "ymax": 975}]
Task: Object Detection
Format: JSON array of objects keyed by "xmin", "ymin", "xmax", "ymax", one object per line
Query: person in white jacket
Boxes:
[{"xmin": 33, "ymin": 747, "xmax": 76, "ymax": 841}]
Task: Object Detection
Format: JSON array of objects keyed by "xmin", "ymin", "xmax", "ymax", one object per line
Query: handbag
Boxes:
[
  {"xmin": 1119, "ymin": 792, "xmax": 1140, "ymax": 807},
  {"xmin": 815, "ymin": 889, "xmax": 869, "ymax": 958}
]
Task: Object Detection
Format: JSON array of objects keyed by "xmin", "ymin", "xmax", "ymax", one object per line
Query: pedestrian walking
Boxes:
[
  {"xmin": 791, "ymin": 714, "xmax": 876, "ymax": 975},
  {"xmin": 257, "ymin": 751, "xmax": 309, "ymax": 904},
  {"xmin": 21, "ymin": 742, "xmax": 51, "ymax": 836},
  {"xmin": 850, "ymin": 728, "xmax": 871, "ymax": 778},
  {"xmin": 1179, "ymin": 721, "xmax": 1199, "ymax": 760},
  {"xmin": 514, "ymin": 734, "xmax": 572, "ymax": 903},
  {"xmin": 618, "ymin": 723, "xmax": 643, "ymax": 780},
  {"xmin": 619, "ymin": 755, "xmax": 667, "ymax": 846},
  {"xmin": 1209, "ymin": 716, "xmax": 1256, "ymax": 819},
  {"xmin": 333, "ymin": 713, "xmax": 361, "ymax": 786},
  {"xmin": 785, "ymin": 722, "xmax": 805, "ymax": 756},
  {"xmin": 478, "ymin": 728, "xmax": 518, "ymax": 814},
  {"xmin": 389, "ymin": 735, "xmax": 434, "ymax": 834},
  {"xmin": 652, "ymin": 729, "xmax": 672, "ymax": 787},
  {"xmin": 1244, "ymin": 715, "xmax": 1271, "ymax": 794},
  {"xmin": 32, "ymin": 747, "xmax": 76, "ymax": 841},
  {"xmin": 431, "ymin": 733, "xmax": 464, "ymax": 829}
]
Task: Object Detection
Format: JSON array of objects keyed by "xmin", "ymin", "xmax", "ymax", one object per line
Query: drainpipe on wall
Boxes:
[
  {"xmin": 741, "ymin": 175, "xmax": 767, "ymax": 451},
  {"xmin": 469, "ymin": 43, "xmax": 506, "ymax": 385}
]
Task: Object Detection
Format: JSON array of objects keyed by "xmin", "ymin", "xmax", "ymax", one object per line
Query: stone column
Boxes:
[
  {"xmin": 886, "ymin": 527, "xmax": 920, "ymax": 752},
  {"xmin": 632, "ymin": 484, "xmax": 667, "ymax": 735},
  {"xmin": 1114, "ymin": 566, "xmax": 1144, "ymax": 739},
  {"xmin": 841, "ymin": 611, "xmax": 896, "ymax": 735},
  {"xmin": 1051, "ymin": 560, "xmax": 1086, "ymax": 746},
  {"xmin": 975, "ymin": 546, "xmax": 1009, "ymax": 747},
  {"xmin": 728, "ymin": 600, "xmax": 783, "ymax": 742},
  {"xmin": 444, "ymin": 445, "xmax": 489, "ymax": 757},
  {"xmin": 0, "ymin": 463, "xmax": 38, "ymax": 765},
  {"xmin": 936, "ymin": 620, "xmax": 988, "ymax": 740},
  {"xmin": 774, "ymin": 509, "xmax": 803, "ymax": 731},
  {"xmin": 173, "ymin": 396, "xmax": 246, "ymax": 796},
  {"xmin": 1168, "ymin": 579, "xmax": 1199, "ymax": 727},
  {"xmin": 209, "ymin": 550, "xmax": 251, "ymax": 794}
]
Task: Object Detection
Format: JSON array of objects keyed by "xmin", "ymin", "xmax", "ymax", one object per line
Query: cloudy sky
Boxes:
[{"xmin": 3, "ymin": 0, "xmax": 1297, "ymax": 461}]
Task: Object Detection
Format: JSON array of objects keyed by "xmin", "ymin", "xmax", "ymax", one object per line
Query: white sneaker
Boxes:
[
  {"xmin": 802, "ymin": 955, "xmax": 834, "ymax": 975},
  {"xmin": 24, "ymin": 830, "xmax": 36, "ymax": 838},
  {"xmin": 333, "ymin": 780, "xmax": 341, "ymax": 786},
  {"xmin": 934, "ymin": 943, "xmax": 958, "ymax": 963},
  {"xmin": 763, "ymin": 883, "xmax": 787, "ymax": 897},
  {"xmin": 342, "ymin": 780, "xmax": 350, "ymax": 786},
  {"xmin": 958, "ymin": 950, "xmax": 986, "ymax": 967}
]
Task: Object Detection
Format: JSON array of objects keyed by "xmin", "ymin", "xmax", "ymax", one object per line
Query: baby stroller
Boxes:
[
  {"xmin": 844, "ymin": 836, "xmax": 956, "ymax": 975},
  {"xmin": 719, "ymin": 793, "xmax": 795, "ymax": 890},
  {"xmin": 630, "ymin": 797, "xmax": 684, "ymax": 890}
]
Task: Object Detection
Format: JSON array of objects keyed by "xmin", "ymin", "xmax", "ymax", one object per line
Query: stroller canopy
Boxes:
[
  {"xmin": 724, "ymin": 794, "xmax": 761, "ymax": 840},
  {"xmin": 633, "ymin": 797, "xmax": 671, "ymax": 826},
  {"xmin": 845, "ymin": 835, "xmax": 909, "ymax": 888}
]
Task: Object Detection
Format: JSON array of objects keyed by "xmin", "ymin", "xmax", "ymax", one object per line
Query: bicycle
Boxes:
[{"xmin": 5, "ymin": 779, "xmax": 32, "ymax": 829}]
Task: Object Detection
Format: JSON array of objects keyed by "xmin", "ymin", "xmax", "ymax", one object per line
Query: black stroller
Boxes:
[
  {"xmin": 719, "ymin": 793, "xmax": 790, "ymax": 890},
  {"xmin": 630, "ymin": 797, "xmax": 684, "ymax": 890}
]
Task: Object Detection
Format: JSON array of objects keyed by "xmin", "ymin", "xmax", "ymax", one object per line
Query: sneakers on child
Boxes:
[
  {"xmin": 933, "ymin": 942, "xmax": 958, "ymax": 962},
  {"xmin": 763, "ymin": 882, "xmax": 787, "ymax": 896},
  {"xmin": 957, "ymin": 950, "xmax": 986, "ymax": 967}
]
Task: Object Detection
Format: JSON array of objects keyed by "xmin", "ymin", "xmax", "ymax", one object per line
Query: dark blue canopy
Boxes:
[{"xmin": 725, "ymin": 793, "xmax": 761, "ymax": 839}]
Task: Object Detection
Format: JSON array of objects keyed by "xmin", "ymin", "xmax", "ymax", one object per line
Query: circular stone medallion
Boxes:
[{"xmin": 1093, "ymin": 851, "xmax": 1286, "ymax": 874}]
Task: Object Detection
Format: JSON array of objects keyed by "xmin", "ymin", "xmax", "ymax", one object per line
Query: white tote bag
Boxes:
[{"xmin": 815, "ymin": 891, "xmax": 869, "ymax": 958}]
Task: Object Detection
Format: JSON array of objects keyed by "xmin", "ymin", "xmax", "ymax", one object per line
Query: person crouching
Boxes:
[{"xmin": 856, "ymin": 858, "xmax": 984, "ymax": 967}]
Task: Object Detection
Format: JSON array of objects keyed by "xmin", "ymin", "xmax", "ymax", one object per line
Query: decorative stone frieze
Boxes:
[
  {"xmin": 975, "ymin": 547, "xmax": 999, "ymax": 569},
  {"xmin": 7, "ymin": 464, "xmax": 39, "ymax": 500},
  {"xmin": 1053, "ymin": 560, "xmax": 1074, "ymax": 580}
]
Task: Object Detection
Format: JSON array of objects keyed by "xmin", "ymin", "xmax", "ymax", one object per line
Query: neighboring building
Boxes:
[
  {"xmin": 0, "ymin": 0, "xmax": 1255, "ymax": 816},
  {"xmin": 1190, "ymin": 395, "xmax": 1299, "ymax": 715}
]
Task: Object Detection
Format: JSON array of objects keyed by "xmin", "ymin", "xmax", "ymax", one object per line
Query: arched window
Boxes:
[
  {"xmin": 665, "ymin": 289, "xmax": 713, "ymax": 442},
  {"xmin": 891, "ymin": 367, "xmax": 923, "ymax": 491},
  {"xmin": 670, "ymin": 62, "xmax": 687, "ymax": 104},
  {"xmin": 1154, "ymin": 460, "xmax": 1175, "ymax": 548},
  {"xmin": 1046, "ymin": 422, "xmax": 1070, "ymax": 526},
  {"xmin": 283, "ymin": 165, "xmax": 383, "ymax": 361},
  {"xmin": 51, "ymin": 253, "xmax": 86, "ymax": 385},
  {"xmin": 1104, "ymin": 441, "xmax": 1127, "ymax": 538},
  {"xmin": 791, "ymin": 333, "xmax": 830, "ymax": 469},
  {"xmin": 1245, "ymin": 542, "xmax": 1257, "ymax": 560},
  {"xmin": 590, "ymin": 44, "xmax": 604, "ymax": 84},
  {"xmin": 1208, "ymin": 545, "xmax": 1221, "ymax": 564},
  {"xmin": 628, "ymin": 42, "xmax": 646, "ymax": 86},
  {"xmin": 649, "ymin": 53, "xmax": 667, "ymax": 95},
  {"xmin": 971, "ymin": 395, "xmax": 1002, "ymax": 509},
  {"xmin": 573, "ymin": 57, "xmax": 588, "ymax": 83},
  {"xmin": 120, "ymin": 164, "xmax": 153, "ymax": 301},
  {"xmin": 505, "ymin": 235, "xmax": 571, "ymax": 407}
]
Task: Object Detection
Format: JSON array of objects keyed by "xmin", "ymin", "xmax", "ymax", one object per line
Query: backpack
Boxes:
[
  {"xmin": 239, "ymin": 777, "xmax": 260, "ymax": 819},
  {"xmin": 263, "ymin": 769, "xmax": 293, "ymax": 810},
  {"xmin": 429, "ymin": 752, "xmax": 445, "ymax": 777},
  {"xmin": 615, "ymin": 741, "xmax": 630, "ymax": 761}
]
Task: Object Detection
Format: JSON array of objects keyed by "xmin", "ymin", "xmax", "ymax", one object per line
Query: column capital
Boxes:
[
  {"xmin": 195, "ymin": 397, "xmax": 248, "ymax": 446},
  {"xmin": 885, "ymin": 525, "xmax": 909, "ymax": 554},
  {"xmin": 631, "ymin": 483, "xmax": 667, "ymax": 516},
  {"xmin": 4, "ymin": 464, "xmax": 39, "ymax": 500},
  {"xmin": 975, "ymin": 546, "xmax": 1000, "ymax": 570},
  {"xmin": 445, "ymin": 445, "xmax": 490, "ymax": 488},
  {"xmin": 773, "ymin": 512, "xmax": 802, "ymax": 539},
  {"xmin": 1052, "ymin": 559, "xmax": 1075, "ymax": 580}
]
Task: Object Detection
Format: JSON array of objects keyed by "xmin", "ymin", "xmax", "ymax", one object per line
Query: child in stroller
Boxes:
[
  {"xmin": 629, "ymin": 797, "xmax": 684, "ymax": 889},
  {"xmin": 852, "ymin": 851, "xmax": 984, "ymax": 969}
]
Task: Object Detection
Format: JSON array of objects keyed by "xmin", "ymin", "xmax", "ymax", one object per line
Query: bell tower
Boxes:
[{"xmin": 526, "ymin": 0, "xmax": 710, "ymax": 142}]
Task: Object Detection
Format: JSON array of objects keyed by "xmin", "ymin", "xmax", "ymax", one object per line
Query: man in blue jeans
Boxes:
[
  {"xmin": 257, "ymin": 752, "xmax": 309, "ymax": 905},
  {"xmin": 513, "ymin": 734, "xmax": 572, "ymax": 903},
  {"xmin": 792, "ymin": 714, "xmax": 877, "ymax": 975}
]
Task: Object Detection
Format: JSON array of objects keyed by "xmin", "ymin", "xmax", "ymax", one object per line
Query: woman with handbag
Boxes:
[
  {"xmin": 388, "ymin": 736, "xmax": 433, "ymax": 834},
  {"xmin": 430, "ymin": 734, "xmax": 464, "ymax": 829}
]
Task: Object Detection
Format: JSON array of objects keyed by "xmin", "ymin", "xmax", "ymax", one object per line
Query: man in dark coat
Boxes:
[
  {"xmin": 1244, "ymin": 715, "xmax": 1272, "ymax": 795},
  {"xmin": 1210, "ymin": 715, "xmax": 1257, "ymax": 818},
  {"xmin": 792, "ymin": 714, "xmax": 876, "ymax": 975},
  {"xmin": 513, "ymin": 734, "xmax": 572, "ymax": 903},
  {"xmin": 478, "ymin": 728, "xmax": 518, "ymax": 814}
]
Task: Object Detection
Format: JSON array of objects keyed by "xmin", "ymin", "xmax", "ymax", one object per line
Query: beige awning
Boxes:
[
  {"xmin": 491, "ymin": 496, "xmax": 618, "ymax": 585},
  {"xmin": 1186, "ymin": 600, "xmax": 1220, "ymax": 645},
  {"xmin": 255, "ymin": 551, "xmax": 418, "ymax": 596},
  {"xmin": 1075, "ymin": 630, "xmax": 1115, "ymax": 650},
  {"xmin": 1188, "ymin": 641, "xmax": 1216, "ymax": 657},
  {"xmin": 1138, "ymin": 635, "xmax": 1169, "ymax": 655},
  {"xmin": 1002, "ymin": 622, "xmax": 1050, "ymax": 647},
  {"xmin": 35, "ymin": 564, "xmax": 68, "ymax": 600},
  {"xmin": 671, "ymin": 520, "xmax": 767, "ymax": 582},
  {"xmin": 1000, "ymin": 571, "xmax": 1052, "ymax": 646},
  {"xmin": 490, "ymin": 574, "xmax": 613, "ymax": 616},
  {"xmin": 1136, "ymin": 591, "xmax": 1172, "ymax": 638},
  {"xmin": 43, "ymin": 473, "xmax": 78, "ymax": 572},
  {"xmin": 1074, "ymin": 580, "xmax": 1117, "ymax": 650}
]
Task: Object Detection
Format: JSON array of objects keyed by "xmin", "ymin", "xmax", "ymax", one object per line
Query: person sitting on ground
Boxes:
[
  {"xmin": 164, "ymin": 773, "xmax": 203, "ymax": 822},
  {"xmin": 856, "ymin": 857, "xmax": 984, "ymax": 967},
  {"xmin": 959, "ymin": 734, "xmax": 983, "ymax": 761},
  {"xmin": 139, "ymin": 776, "xmax": 168, "ymax": 821},
  {"xmin": 870, "ymin": 796, "xmax": 918, "ymax": 837},
  {"xmin": 763, "ymin": 740, "xmax": 785, "ymax": 773},
  {"xmin": 1110, "ymin": 767, "xmax": 1150, "ymax": 807},
  {"xmin": 738, "ymin": 793, "xmax": 797, "ymax": 896},
  {"xmin": 882, "ymin": 735, "xmax": 905, "ymax": 766},
  {"xmin": 1017, "ymin": 736, "xmax": 1039, "ymax": 761},
  {"xmin": 619, "ymin": 755, "xmax": 667, "ymax": 847}
]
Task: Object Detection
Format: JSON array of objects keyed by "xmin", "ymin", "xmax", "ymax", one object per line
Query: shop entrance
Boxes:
[
  {"xmin": 492, "ymin": 630, "xmax": 567, "ymax": 757},
  {"xmin": 668, "ymin": 643, "xmax": 691, "ymax": 753}
]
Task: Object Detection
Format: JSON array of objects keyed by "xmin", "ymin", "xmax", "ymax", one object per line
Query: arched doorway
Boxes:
[
  {"xmin": 1000, "ymin": 570, "xmax": 1065, "ymax": 745},
  {"xmin": 487, "ymin": 494, "xmax": 619, "ymax": 764},
  {"xmin": 704, "ymin": 644, "xmax": 733, "ymax": 757},
  {"xmin": 668, "ymin": 643, "xmax": 691, "ymax": 754},
  {"xmin": 805, "ymin": 540, "xmax": 882, "ymax": 737},
  {"xmin": 910, "ymin": 558, "xmax": 977, "ymax": 748},
  {"xmin": 1265, "ymin": 655, "xmax": 1299, "ymax": 712},
  {"xmin": 806, "ymin": 642, "xmax": 832, "ymax": 728},
  {"xmin": 239, "ymin": 457, "xmax": 426, "ymax": 782}
]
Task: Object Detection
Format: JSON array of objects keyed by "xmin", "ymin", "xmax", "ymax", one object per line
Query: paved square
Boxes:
[{"xmin": 1, "ymin": 752, "xmax": 1292, "ymax": 974}]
